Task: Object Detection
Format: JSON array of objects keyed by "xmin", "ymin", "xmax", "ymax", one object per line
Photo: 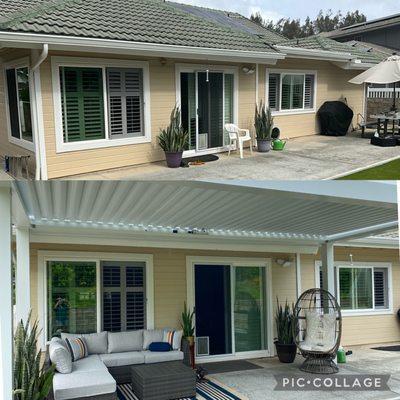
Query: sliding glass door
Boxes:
[
  {"xmin": 180, "ymin": 70, "xmax": 235, "ymax": 153},
  {"xmin": 194, "ymin": 263, "xmax": 268, "ymax": 358}
]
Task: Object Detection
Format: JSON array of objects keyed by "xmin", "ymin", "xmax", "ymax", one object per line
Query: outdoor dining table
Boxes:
[{"xmin": 370, "ymin": 113, "xmax": 400, "ymax": 136}]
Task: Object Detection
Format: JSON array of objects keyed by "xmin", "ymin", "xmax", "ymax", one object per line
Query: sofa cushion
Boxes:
[
  {"xmin": 100, "ymin": 351, "xmax": 145, "ymax": 368},
  {"xmin": 143, "ymin": 329, "xmax": 163, "ymax": 350},
  {"xmin": 143, "ymin": 350, "xmax": 184, "ymax": 364},
  {"xmin": 49, "ymin": 338, "xmax": 72, "ymax": 374},
  {"xmin": 163, "ymin": 330, "xmax": 183, "ymax": 350},
  {"xmin": 82, "ymin": 332, "xmax": 108, "ymax": 355},
  {"xmin": 72, "ymin": 355, "xmax": 107, "ymax": 373},
  {"xmin": 53, "ymin": 370, "xmax": 116, "ymax": 400},
  {"xmin": 65, "ymin": 337, "xmax": 88, "ymax": 362},
  {"xmin": 108, "ymin": 330, "xmax": 143, "ymax": 353}
]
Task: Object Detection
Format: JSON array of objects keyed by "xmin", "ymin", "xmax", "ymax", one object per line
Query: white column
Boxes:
[
  {"xmin": 0, "ymin": 186, "xmax": 13, "ymax": 400},
  {"xmin": 321, "ymin": 241, "xmax": 335, "ymax": 294},
  {"xmin": 15, "ymin": 227, "xmax": 30, "ymax": 324},
  {"xmin": 295, "ymin": 253, "xmax": 302, "ymax": 298}
]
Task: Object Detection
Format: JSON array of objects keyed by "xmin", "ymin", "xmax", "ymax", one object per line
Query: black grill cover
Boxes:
[{"xmin": 317, "ymin": 101, "xmax": 354, "ymax": 136}]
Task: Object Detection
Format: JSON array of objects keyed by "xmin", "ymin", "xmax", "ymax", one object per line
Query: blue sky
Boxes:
[{"xmin": 172, "ymin": 0, "xmax": 399, "ymax": 22}]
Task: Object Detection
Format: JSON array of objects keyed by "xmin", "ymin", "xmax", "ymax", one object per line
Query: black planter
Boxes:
[
  {"xmin": 165, "ymin": 151, "xmax": 183, "ymax": 168},
  {"xmin": 257, "ymin": 139, "xmax": 271, "ymax": 153},
  {"xmin": 275, "ymin": 342, "xmax": 297, "ymax": 363},
  {"xmin": 371, "ymin": 136, "xmax": 397, "ymax": 147}
]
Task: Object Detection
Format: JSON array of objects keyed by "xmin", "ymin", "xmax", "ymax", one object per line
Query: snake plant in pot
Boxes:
[
  {"xmin": 158, "ymin": 106, "xmax": 189, "ymax": 168},
  {"xmin": 274, "ymin": 299, "xmax": 297, "ymax": 363},
  {"xmin": 254, "ymin": 100, "xmax": 273, "ymax": 152},
  {"xmin": 181, "ymin": 301, "xmax": 195, "ymax": 346},
  {"xmin": 14, "ymin": 313, "xmax": 55, "ymax": 400}
]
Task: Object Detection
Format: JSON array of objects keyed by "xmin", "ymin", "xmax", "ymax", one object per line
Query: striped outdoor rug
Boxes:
[{"xmin": 117, "ymin": 379, "xmax": 244, "ymax": 400}]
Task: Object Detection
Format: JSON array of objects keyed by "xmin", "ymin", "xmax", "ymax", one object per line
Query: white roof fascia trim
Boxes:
[
  {"xmin": 0, "ymin": 32, "xmax": 285, "ymax": 62},
  {"xmin": 336, "ymin": 238, "xmax": 399, "ymax": 249},
  {"xmin": 29, "ymin": 229, "xmax": 320, "ymax": 254},
  {"xmin": 276, "ymin": 45, "xmax": 352, "ymax": 61},
  {"xmin": 333, "ymin": 60, "xmax": 376, "ymax": 70},
  {"xmin": 326, "ymin": 221, "xmax": 398, "ymax": 242}
]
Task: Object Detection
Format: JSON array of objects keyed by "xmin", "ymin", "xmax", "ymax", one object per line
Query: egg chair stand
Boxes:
[{"xmin": 294, "ymin": 288, "xmax": 342, "ymax": 375}]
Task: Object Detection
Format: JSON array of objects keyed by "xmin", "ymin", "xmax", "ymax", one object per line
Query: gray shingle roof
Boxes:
[
  {"xmin": 0, "ymin": 0, "xmax": 279, "ymax": 53},
  {"xmin": 278, "ymin": 35, "xmax": 387, "ymax": 64}
]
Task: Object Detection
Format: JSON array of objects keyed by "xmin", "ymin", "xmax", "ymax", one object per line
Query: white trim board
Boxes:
[
  {"xmin": 51, "ymin": 56, "xmax": 152, "ymax": 153},
  {"xmin": 314, "ymin": 260, "xmax": 393, "ymax": 317},
  {"xmin": 186, "ymin": 255, "xmax": 274, "ymax": 361},
  {"xmin": 37, "ymin": 250, "xmax": 154, "ymax": 349}
]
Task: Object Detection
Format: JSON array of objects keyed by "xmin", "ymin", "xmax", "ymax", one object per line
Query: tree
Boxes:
[{"xmin": 250, "ymin": 9, "xmax": 367, "ymax": 39}]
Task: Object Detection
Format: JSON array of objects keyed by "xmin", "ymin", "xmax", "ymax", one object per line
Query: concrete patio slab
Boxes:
[
  {"xmin": 67, "ymin": 132, "xmax": 400, "ymax": 180},
  {"xmin": 209, "ymin": 344, "xmax": 400, "ymax": 400}
]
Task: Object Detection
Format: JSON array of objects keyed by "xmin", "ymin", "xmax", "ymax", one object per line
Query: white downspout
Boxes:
[
  {"xmin": 31, "ymin": 44, "xmax": 48, "ymax": 180},
  {"xmin": 255, "ymin": 63, "xmax": 259, "ymax": 105}
]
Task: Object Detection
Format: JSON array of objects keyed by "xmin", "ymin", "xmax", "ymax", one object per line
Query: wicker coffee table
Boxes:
[{"xmin": 131, "ymin": 361, "xmax": 196, "ymax": 400}]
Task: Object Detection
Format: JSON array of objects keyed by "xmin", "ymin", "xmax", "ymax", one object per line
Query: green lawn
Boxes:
[{"xmin": 338, "ymin": 158, "xmax": 400, "ymax": 180}]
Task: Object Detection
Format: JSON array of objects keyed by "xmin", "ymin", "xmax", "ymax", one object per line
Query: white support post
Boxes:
[
  {"xmin": 0, "ymin": 186, "xmax": 13, "ymax": 400},
  {"xmin": 15, "ymin": 227, "xmax": 30, "ymax": 324},
  {"xmin": 321, "ymin": 241, "xmax": 335, "ymax": 295},
  {"xmin": 295, "ymin": 253, "xmax": 302, "ymax": 299}
]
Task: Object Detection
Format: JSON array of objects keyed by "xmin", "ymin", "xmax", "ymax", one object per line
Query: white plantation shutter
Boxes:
[
  {"xmin": 304, "ymin": 74, "xmax": 315, "ymax": 109},
  {"xmin": 107, "ymin": 68, "xmax": 144, "ymax": 138},
  {"xmin": 374, "ymin": 269, "xmax": 388, "ymax": 309},
  {"xmin": 102, "ymin": 263, "xmax": 146, "ymax": 332},
  {"xmin": 268, "ymin": 73, "xmax": 280, "ymax": 111}
]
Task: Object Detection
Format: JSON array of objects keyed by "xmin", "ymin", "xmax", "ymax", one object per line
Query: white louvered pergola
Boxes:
[{"xmin": 0, "ymin": 180, "xmax": 398, "ymax": 400}]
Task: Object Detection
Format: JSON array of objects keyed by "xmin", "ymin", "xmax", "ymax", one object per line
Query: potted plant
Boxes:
[
  {"xmin": 14, "ymin": 313, "xmax": 55, "ymax": 400},
  {"xmin": 274, "ymin": 299, "xmax": 297, "ymax": 363},
  {"xmin": 254, "ymin": 100, "xmax": 273, "ymax": 152},
  {"xmin": 158, "ymin": 106, "xmax": 189, "ymax": 168},
  {"xmin": 181, "ymin": 301, "xmax": 195, "ymax": 346}
]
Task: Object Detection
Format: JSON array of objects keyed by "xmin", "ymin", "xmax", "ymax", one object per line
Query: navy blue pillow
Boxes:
[{"xmin": 149, "ymin": 342, "xmax": 172, "ymax": 352}]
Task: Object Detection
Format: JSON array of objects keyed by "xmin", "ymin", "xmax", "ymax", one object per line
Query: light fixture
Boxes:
[
  {"xmin": 206, "ymin": 69, "xmax": 209, "ymax": 82},
  {"xmin": 275, "ymin": 258, "xmax": 293, "ymax": 268},
  {"xmin": 242, "ymin": 65, "xmax": 255, "ymax": 75},
  {"xmin": 349, "ymin": 253, "xmax": 354, "ymax": 265}
]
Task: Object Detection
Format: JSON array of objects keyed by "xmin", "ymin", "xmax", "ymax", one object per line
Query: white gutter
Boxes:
[
  {"xmin": 276, "ymin": 45, "xmax": 353, "ymax": 62},
  {"xmin": 30, "ymin": 44, "xmax": 48, "ymax": 180},
  {"xmin": 0, "ymin": 32, "xmax": 285, "ymax": 63}
]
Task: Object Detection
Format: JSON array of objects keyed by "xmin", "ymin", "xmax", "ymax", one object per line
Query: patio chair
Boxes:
[
  {"xmin": 293, "ymin": 288, "xmax": 342, "ymax": 374},
  {"xmin": 224, "ymin": 124, "xmax": 253, "ymax": 159}
]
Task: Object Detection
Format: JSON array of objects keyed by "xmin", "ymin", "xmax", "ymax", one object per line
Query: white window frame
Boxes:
[
  {"xmin": 266, "ymin": 68, "xmax": 317, "ymax": 116},
  {"xmin": 3, "ymin": 57, "xmax": 35, "ymax": 152},
  {"xmin": 51, "ymin": 57, "xmax": 151, "ymax": 153},
  {"xmin": 314, "ymin": 261, "xmax": 393, "ymax": 316},
  {"xmin": 37, "ymin": 251, "xmax": 154, "ymax": 349}
]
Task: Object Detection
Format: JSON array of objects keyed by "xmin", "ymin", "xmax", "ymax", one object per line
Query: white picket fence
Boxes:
[{"xmin": 367, "ymin": 87, "xmax": 400, "ymax": 99}]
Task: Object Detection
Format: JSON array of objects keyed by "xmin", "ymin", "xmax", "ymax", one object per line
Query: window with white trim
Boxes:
[
  {"xmin": 319, "ymin": 264, "xmax": 390, "ymax": 312},
  {"xmin": 59, "ymin": 64, "xmax": 145, "ymax": 144},
  {"xmin": 267, "ymin": 71, "xmax": 315, "ymax": 112},
  {"xmin": 5, "ymin": 65, "xmax": 33, "ymax": 144}
]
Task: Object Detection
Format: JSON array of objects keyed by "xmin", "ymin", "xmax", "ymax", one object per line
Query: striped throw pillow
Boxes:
[
  {"xmin": 162, "ymin": 330, "xmax": 183, "ymax": 350},
  {"xmin": 65, "ymin": 337, "xmax": 88, "ymax": 362}
]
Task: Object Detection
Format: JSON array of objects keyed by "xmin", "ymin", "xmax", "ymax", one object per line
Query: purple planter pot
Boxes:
[{"xmin": 165, "ymin": 151, "xmax": 183, "ymax": 168}]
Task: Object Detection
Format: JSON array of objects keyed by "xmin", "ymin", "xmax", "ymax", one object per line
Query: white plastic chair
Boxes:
[{"xmin": 224, "ymin": 124, "xmax": 253, "ymax": 159}]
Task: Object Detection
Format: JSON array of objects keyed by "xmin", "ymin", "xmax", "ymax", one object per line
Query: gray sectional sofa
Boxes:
[{"xmin": 46, "ymin": 329, "xmax": 189, "ymax": 400}]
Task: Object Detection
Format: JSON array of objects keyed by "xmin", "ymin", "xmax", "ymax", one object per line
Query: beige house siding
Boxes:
[
  {"xmin": 301, "ymin": 247, "xmax": 400, "ymax": 346},
  {"xmin": 29, "ymin": 243, "xmax": 399, "ymax": 348},
  {"xmin": 0, "ymin": 49, "xmax": 35, "ymax": 172},
  {"xmin": 20, "ymin": 50, "xmax": 363, "ymax": 179}
]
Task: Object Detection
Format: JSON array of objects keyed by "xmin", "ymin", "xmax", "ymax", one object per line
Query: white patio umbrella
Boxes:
[{"xmin": 350, "ymin": 55, "xmax": 400, "ymax": 111}]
